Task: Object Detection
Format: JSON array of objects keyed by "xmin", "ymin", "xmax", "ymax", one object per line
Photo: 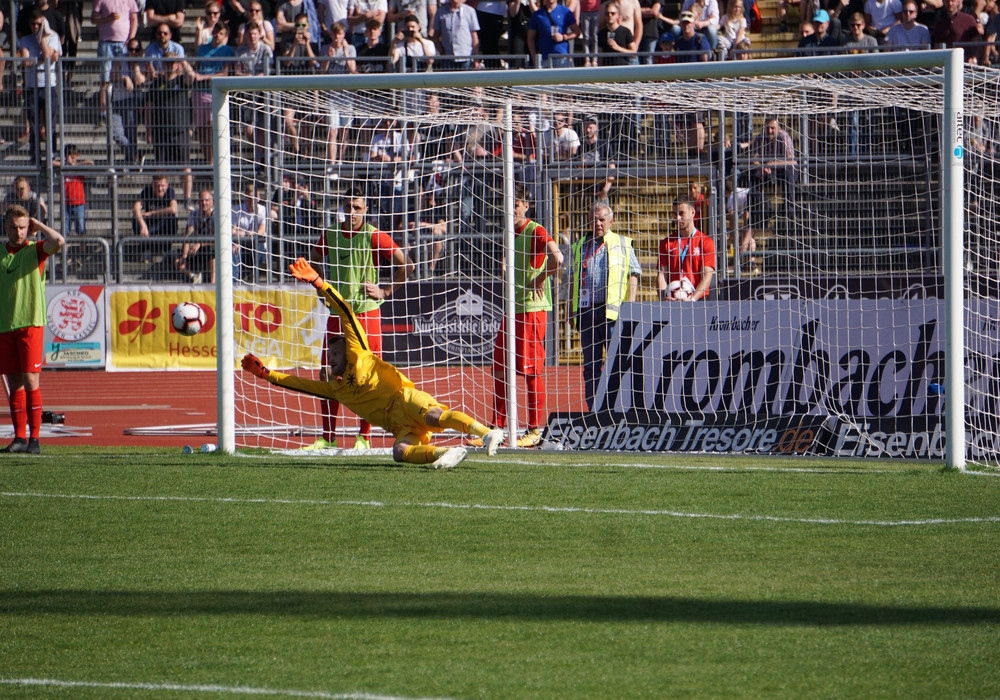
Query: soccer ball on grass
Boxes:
[{"xmin": 172, "ymin": 302, "xmax": 207, "ymax": 336}]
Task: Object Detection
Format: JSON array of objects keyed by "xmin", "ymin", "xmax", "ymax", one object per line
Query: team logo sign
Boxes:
[{"xmin": 47, "ymin": 288, "xmax": 100, "ymax": 342}]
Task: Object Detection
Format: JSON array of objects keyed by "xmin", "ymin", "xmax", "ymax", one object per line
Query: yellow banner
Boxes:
[{"xmin": 108, "ymin": 287, "xmax": 324, "ymax": 370}]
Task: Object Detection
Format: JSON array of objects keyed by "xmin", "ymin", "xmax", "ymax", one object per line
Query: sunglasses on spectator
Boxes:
[
  {"xmin": 295, "ymin": 22, "xmax": 308, "ymax": 26},
  {"xmin": 206, "ymin": 9, "xmax": 220, "ymax": 14},
  {"xmin": 158, "ymin": 30, "xmax": 172, "ymax": 36},
  {"xmin": 250, "ymin": 6, "xmax": 262, "ymax": 11}
]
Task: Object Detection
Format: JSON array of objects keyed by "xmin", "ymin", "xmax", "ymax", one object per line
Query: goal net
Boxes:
[{"xmin": 214, "ymin": 52, "xmax": 999, "ymax": 470}]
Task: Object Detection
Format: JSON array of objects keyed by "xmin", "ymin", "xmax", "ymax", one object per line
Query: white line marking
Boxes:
[
  {"xmin": 0, "ymin": 678, "xmax": 454, "ymax": 700},
  {"xmin": 2, "ymin": 491, "xmax": 997, "ymax": 527}
]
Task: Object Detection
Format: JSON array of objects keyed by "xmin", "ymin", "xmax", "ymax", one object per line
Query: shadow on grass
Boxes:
[{"xmin": 2, "ymin": 590, "xmax": 998, "ymax": 626}]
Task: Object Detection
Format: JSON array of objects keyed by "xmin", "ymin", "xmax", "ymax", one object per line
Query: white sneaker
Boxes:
[
  {"xmin": 483, "ymin": 429, "xmax": 504, "ymax": 456},
  {"xmin": 430, "ymin": 446, "xmax": 467, "ymax": 470}
]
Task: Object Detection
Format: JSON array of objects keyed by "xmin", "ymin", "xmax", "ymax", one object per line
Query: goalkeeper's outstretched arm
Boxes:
[{"xmin": 289, "ymin": 257, "xmax": 370, "ymax": 353}]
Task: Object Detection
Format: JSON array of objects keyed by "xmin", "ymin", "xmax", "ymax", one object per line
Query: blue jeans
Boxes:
[{"xmin": 65, "ymin": 204, "xmax": 86, "ymax": 236}]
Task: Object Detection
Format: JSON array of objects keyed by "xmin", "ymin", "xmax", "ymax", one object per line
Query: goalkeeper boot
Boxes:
[
  {"xmin": 26, "ymin": 438, "xmax": 41, "ymax": 454},
  {"xmin": 429, "ymin": 446, "xmax": 467, "ymax": 470},
  {"xmin": 353, "ymin": 434, "xmax": 371, "ymax": 451},
  {"xmin": 516, "ymin": 428, "xmax": 543, "ymax": 448},
  {"xmin": 468, "ymin": 428, "xmax": 503, "ymax": 448},
  {"xmin": 483, "ymin": 428, "xmax": 505, "ymax": 456},
  {"xmin": 0, "ymin": 437, "xmax": 28, "ymax": 453},
  {"xmin": 300, "ymin": 437, "xmax": 337, "ymax": 451}
]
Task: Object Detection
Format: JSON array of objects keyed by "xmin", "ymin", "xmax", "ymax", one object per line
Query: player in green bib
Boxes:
[
  {"xmin": 2, "ymin": 205, "xmax": 65, "ymax": 454},
  {"xmin": 486, "ymin": 185, "xmax": 563, "ymax": 448}
]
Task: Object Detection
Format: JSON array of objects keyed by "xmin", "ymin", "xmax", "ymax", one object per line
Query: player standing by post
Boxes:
[
  {"xmin": 657, "ymin": 198, "xmax": 715, "ymax": 302},
  {"xmin": 482, "ymin": 185, "xmax": 562, "ymax": 448},
  {"xmin": 243, "ymin": 258, "xmax": 504, "ymax": 468},
  {"xmin": 1, "ymin": 205, "xmax": 64, "ymax": 454},
  {"xmin": 307, "ymin": 186, "xmax": 415, "ymax": 451}
]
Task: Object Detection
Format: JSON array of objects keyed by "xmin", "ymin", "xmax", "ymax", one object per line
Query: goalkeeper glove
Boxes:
[
  {"xmin": 289, "ymin": 257, "xmax": 325, "ymax": 289},
  {"xmin": 241, "ymin": 354, "xmax": 270, "ymax": 379}
]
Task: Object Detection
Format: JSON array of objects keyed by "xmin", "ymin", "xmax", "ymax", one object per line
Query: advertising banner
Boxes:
[
  {"xmin": 543, "ymin": 297, "xmax": 1000, "ymax": 457},
  {"xmin": 107, "ymin": 286, "xmax": 323, "ymax": 370},
  {"xmin": 44, "ymin": 285, "xmax": 107, "ymax": 368}
]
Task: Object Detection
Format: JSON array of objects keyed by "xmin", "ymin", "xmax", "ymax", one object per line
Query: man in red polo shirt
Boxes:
[{"xmin": 1, "ymin": 205, "xmax": 65, "ymax": 454}]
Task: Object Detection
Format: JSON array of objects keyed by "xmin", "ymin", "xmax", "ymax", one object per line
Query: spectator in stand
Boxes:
[
  {"xmin": 276, "ymin": 0, "xmax": 306, "ymax": 43},
  {"xmin": 864, "ymin": 0, "xmax": 901, "ymax": 42},
  {"xmin": 177, "ymin": 189, "xmax": 216, "ymax": 284},
  {"xmin": 33, "ymin": 0, "xmax": 67, "ymax": 45},
  {"xmin": 347, "ymin": 0, "xmax": 387, "ymax": 48},
  {"xmin": 1, "ymin": 205, "xmax": 64, "ymax": 455},
  {"xmin": 687, "ymin": 180, "xmax": 707, "ymax": 221},
  {"xmin": 91, "ymin": 0, "xmax": 139, "ymax": 126},
  {"xmin": 237, "ymin": 21, "xmax": 274, "ymax": 161},
  {"xmin": 356, "ymin": 18, "xmax": 390, "ymax": 71},
  {"xmin": 657, "ymin": 198, "xmax": 716, "ymax": 301},
  {"xmin": 314, "ymin": 0, "xmax": 346, "ymax": 44},
  {"xmin": 570, "ymin": 201, "xmax": 640, "ymax": 412},
  {"xmin": 600, "ymin": 0, "xmax": 642, "ymax": 63},
  {"xmin": 55, "ymin": 146, "xmax": 94, "ymax": 261},
  {"xmin": 18, "ymin": 13, "xmax": 61, "ymax": 165},
  {"xmin": 677, "ymin": 0, "xmax": 719, "ymax": 49},
  {"xmin": 475, "ymin": 0, "xmax": 508, "ymax": 67},
  {"xmin": 236, "ymin": 1, "xmax": 277, "ymax": 47},
  {"xmin": 843, "ymin": 13, "xmax": 877, "ymax": 155},
  {"xmin": 111, "ymin": 39, "xmax": 146, "ymax": 165},
  {"xmin": 798, "ymin": 8, "xmax": 840, "ymax": 52},
  {"xmin": 147, "ymin": 54, "xmax": 194, "ymax": 203},
  {"xmin": 507, "ymin": 0, "xmax": 538, "ymax": 66},
  {"xmin": 637, "ymin": 0, "xmax": 665, "ymax": 63},
  {"xmin": 799, "ymin": 20, "xmax": 815, "ymax": 39},
  {"xmin": 386, "ymin": 0, "xmax": 437, "ymax": 37},
  {"xmin": 724, "ymin": 178, "xmax": 755, "ymax": 274},
  {"xmin": 549, "ymin": 112, "xmax": 580, "ymax": 160},
  {"xmin": 528, "ymin": 0, "xmax": 578, "ymax": 66},
  {"xmin": 885, "ymin": 0, "xmax": 929, "ymax": 45},
  {"xmin": 748, "ymin": 117, "xmax": 796, "ymax": 219},
  {"xmin": 389, "ymin": 13, "xmax": 435, "ymax": 71},
  {"xmin": 144, "ymin": 0, "xmax": 186, "ymax": 42},
  {"xmin": 271, "ymin": 173, "xmax": 316, "ymax": 262},
  {"xmin": 579, "ymin": 0, "xmax": 602, "ymax": 64},
  {"xmin": 194, "ymin": 1, "xmax": 223, "ymax": 48},
  {"xmin": 580, "ymin": 114, "xmax": 605, "ymax": 165},
  {"xmin": 306, "ymin": 185, "xmax": 415, "ymax": 451},
  {"xmin": 132, "ymin": 174, "xmax": 179, "ymax": 268},
  {"xmin": 232, "ymin": 181, "xmax": 268, "ymax": 283},
  {"xmin": 145, "ymin": 21, "xmax": 185, "ymax": 77},
  {"xmin": 433, "ymin": 0, "xmax": 481, "ymax": 69},
  {"xmin": 192, "ymin": 23, "xmax": 236, "ymax": 164},
  {"xmin": 482, "ymin": 184, "xmax": 563, "ymax": 448},
  {"xmin": 717, "ymin": 0, "xmax": 748, "ymax": 59},
  {"xmin": 324, "ymin": 23, "xmax": 357, "ymax": 166},
  {"xmin": 597, "ymin": 0, "xmax": 636, "ymax": 64},
  {"xmin": 277, "ymin": 15, "xmax": 318, "ymax": 156},
  {"xmin": 985, "ymin": 0, "xmax": 1000, "ymax": 65},
  {"xmin": 672, "ymin": 10, "xmax": 711, "ymax": 61},
  {"xmin": 3, "ymin": 177, "xmax": 47, "ymax": 223},
  {"xmin": 932, "ymin": 0, "xmax": 982, "ymax": 61}
]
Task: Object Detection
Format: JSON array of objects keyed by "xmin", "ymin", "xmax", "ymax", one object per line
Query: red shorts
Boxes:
[
  {"xmin": 0, "ymin": 326, "xmax": 44, "ymax": 375},
  {"xmin": 325, "ymin": 309, "xmax": 382, "ymax": 355},
  {"xmin": 492, "ymin": 311, "xmax": 547, "ymax": 377}
]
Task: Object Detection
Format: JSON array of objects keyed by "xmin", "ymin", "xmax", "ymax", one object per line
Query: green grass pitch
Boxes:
[{"xmin": 2, "ymin": 447, "xmax": 999, "ymax": 699}]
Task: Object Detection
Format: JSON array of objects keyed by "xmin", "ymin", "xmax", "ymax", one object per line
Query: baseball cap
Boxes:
[
  {"xmin": 679, "ymin": 10, "xmax": 696, "ymax": 22},
  {"xmin": 585, "ymin": 114, "xmax": 599, "ymax": 125},
  {"xmin": 813, "ymin": 9, "xmax": 830, "ymax": 22}
]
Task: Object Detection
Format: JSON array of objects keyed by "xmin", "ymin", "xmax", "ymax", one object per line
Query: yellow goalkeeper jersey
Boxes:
[{"xmin": 266, "ymin": 281, "xmax": 419, "ymax": 433}]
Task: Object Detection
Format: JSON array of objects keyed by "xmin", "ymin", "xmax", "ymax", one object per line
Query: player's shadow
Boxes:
[{"xmin": 3, "ymin": 590, "xmax": 998, "ymax": 626}]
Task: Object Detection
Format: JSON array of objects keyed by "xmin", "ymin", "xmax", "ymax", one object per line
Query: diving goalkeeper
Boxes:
[{"xmin": 241, "ymin": 258, "xmax": 504, "ymax": 469}]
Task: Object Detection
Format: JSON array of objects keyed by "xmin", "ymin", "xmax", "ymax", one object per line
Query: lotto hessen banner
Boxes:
[
  {"xmin": 44, "ymin": 285, "xmax": 107, "ymax": 368},
  {"xmin": 107, "ymin": 287, "xmax": 321, "ymax": 370}
]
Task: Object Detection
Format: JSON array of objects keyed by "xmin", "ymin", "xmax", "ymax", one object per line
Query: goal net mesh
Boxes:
[{"xmin": 222, "ymin": 62, "xmax": 1000, "ymax": 469}]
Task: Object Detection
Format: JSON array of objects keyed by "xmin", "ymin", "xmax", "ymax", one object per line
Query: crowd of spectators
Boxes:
[{"xmin": 1, "ymin": 0, "xmax": 995, "ymax": 283}]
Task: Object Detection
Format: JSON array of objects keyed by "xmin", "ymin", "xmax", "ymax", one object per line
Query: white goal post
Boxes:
[{"xmin": 211, "ymin": 50, "xmax": 984, "ymax": 468}]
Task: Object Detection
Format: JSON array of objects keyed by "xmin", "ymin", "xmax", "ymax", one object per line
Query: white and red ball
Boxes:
[
  {"xmin": 667, "ymin": 278, "xmax": 696, "ymax": 301},
  {"xmin": 172, "ymin": 302, "xmax": 207, "ymax": 336}
]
